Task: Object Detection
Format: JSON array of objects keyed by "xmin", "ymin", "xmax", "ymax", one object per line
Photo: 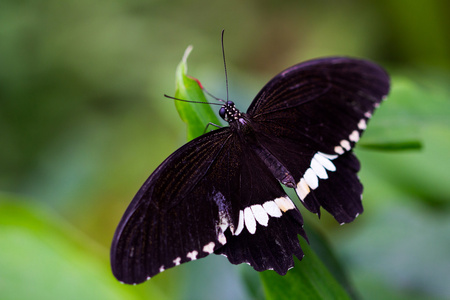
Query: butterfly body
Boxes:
[{"xmin": 111, "ymin": 57, "xmax": 390, "ymax": 284}]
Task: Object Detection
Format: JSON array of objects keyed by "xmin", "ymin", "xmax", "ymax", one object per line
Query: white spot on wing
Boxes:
[
  {"xmin": 274, "ymin": 196, "xmax": 295, "ymax": 212},
  {"xmin": 317, "ymin": 152, "xmax": 338, "ymax": 160},
  {"xmin": 218, "ymin": 232, "xmax": 227, "ymax": 245},
  {"xmin": 311, "ymin": 157, "xmax": 328, "ymax": 179},
  {"xmin": 173, "ymin": 257, "xmax": 181, "ymax": 266},
  {"xmin": 334, "ymin": 145, "xmax": 345, "ymax": 154},
  {"xmin": 315, "ymin": 153, "xmax": 336, "ymax": 171},
  {"xmin": 358, "ymin": 119, "xmax": 367, "ymax": 130},
  {"xmin": 234, "ymin": 210, "xmax": 244, "ymax": 236},
  {"xmin": 159, "ymin": 265, "xmax": 165, "ymax": 273},
  {"xmin": 202, "ymin": 242, "xmax": 215, "ymax": 254},
  {"xmin": 251, "ymin": 204, "xmax": 269, "ymax": 226},
  {"xmin": 296, "ymin": 178, "xmax": 310, "ymax": 200},
  {"xmin": 349, "ymin": 130, "xmax": 360, "ymax": 142},
  {"xmin": 304, "ymin": 168, "xmax": 319, "ymax": 189},
  {"xmin": 364, "ymin": 111, "xmax": 372, "ymax": 118},
  {"xmin": 217, "ymin": 210, "xmax": 230, "ymax": 233},
  {"xmin": 340, "ymin": 139, "xmax": 351, "ymax": 151},
  {"xmin": 244, "ymin": 207, "xmax": 257, "ymax": 234},
  {"xmin": 263, "ymin": 200, "xmax": 282, "ymax": 217},
  {"xmin": 229, "ymin": 225, "xmax": 235, "ymax": 235},
  {"xmin": 187, "ymin": 250, "xmax": 198, "ymax": 260}
]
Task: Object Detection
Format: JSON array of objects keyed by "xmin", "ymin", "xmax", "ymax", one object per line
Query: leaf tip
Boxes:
[{"xmin": 182, "ymin": 45, "xmax": 194, "ymax": 65}]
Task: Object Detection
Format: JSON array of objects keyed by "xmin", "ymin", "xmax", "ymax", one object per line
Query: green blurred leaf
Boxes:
[
  {"xmin": 357, "ymin": 74, "xmax": 450, "ymax": 205},
  {"xmin": 360, "ymin": 74, "xmax": 449, "ymax": 151},
  {"xmin": 259, "ymin": 239, "xmax": 351, "ymax": 300},
  {"xmin": 0, "ymin": 194, "xmax": 167, "ymax": 300},
  {"xmin": 360, "ymin": 140, "xmax": 422, "ymax": 151},
  {"xmin": 174, "ymin": 46, "xmax": 222, "ymax": 141},
  {"xmin": 336, "ymin": 202, "xmax": 450, "ymax": 299}
]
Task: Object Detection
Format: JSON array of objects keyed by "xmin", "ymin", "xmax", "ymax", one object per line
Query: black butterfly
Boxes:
[{"xmin": 111, "ymin": 56, "xmax": 390, "ymax": 284}]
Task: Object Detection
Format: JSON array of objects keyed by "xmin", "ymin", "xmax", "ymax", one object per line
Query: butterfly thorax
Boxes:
[
  {"xmin": 219, "ymin": 101, "xmax": 259, "ymax": 146},
  {"xmin": 219, "ymin": 101, "xmax": 247, "ymax": 125}
]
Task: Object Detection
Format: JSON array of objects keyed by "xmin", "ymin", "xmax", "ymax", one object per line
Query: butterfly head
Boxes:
[{"xmin": 219, "ymin": 100, "xmax": 245, "ymax": 124}]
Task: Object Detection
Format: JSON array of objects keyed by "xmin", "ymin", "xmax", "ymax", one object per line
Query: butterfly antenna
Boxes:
[
  {"xmin": 221, "ymin": 29, "xmax": 229, "ymax": 102},
  {"xmin": 201, "ymin": 88, "xmax": 223, "ymax": 102},
  {"xmin": 164, "ymin": 94, "xmax": 222, "ymax": 106}
]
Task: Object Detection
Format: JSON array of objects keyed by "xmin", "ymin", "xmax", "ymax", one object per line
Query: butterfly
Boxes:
[{"xmin": 111, "ymin": 52, "xmax": 390, "ymax": 284}]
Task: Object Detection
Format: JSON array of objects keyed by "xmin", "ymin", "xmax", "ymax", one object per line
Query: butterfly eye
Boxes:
[{"xmin": 219, "ymin": 107, "xmax": 226, "ymax": 119}]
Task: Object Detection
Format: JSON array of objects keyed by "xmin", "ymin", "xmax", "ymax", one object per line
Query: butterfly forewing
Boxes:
[
  {"xmin": 248, "ymin": 57, "xmax": 388, "ymax": 118},
  {"xmin": 111, "ymin": 128, "xmax": 236, "ymax": 284},
  {"xmin": 248, "ymin": 58, "xmax": 388, "ymax": 152},
  {"xmin": 246, "ymin": 57, "xmax": 389, "ymax": 222}
]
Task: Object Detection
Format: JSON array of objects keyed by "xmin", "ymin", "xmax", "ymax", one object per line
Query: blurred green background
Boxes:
[{"xmin": 1, "ymin": 0, "xmax": 449, "ymax": 299}]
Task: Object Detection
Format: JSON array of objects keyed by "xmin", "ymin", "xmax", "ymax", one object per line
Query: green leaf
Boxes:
[
  {"xmin": 305, "ymin": 224, "xmax": 359, "ymax": 299},
  {"xmin": 174, "ymin": 51, "xmax": 354, "ymax": 299},
  {"xmin": 174, "ymin": 46, "xmax": 222, "ymax": 141},
  {"xmin": 259, "ymin": 238, "xmax": 351, "ymax": 300},
  {"xmin": 0, "ymin": 194, "xmax": 167, "ymax": 300}
]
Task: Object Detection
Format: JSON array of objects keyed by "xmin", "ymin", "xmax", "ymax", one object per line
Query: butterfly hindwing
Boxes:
[
  {"xmin": 214, "ymin": 137, "xmax": 307, "ymax": 274},
  {"xmin": 304, "ymin": 151, "xmax": 363, "ymax": 223}
]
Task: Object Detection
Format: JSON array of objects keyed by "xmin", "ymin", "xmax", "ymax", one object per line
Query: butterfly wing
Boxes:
[
  {"xmin": 213, "ymin": 140, "xmax": 307, "ymax": 274},
  {"xmin": 111, "ymin": 128, "xmax": 236, "ymax": 284},
  {"xmin": 247, "ymin": 57, "xmax": 390, "ymax": 223},
  {"xmin": 111, "ymin": 125, "xmax": 307, "ymax": 283}
]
